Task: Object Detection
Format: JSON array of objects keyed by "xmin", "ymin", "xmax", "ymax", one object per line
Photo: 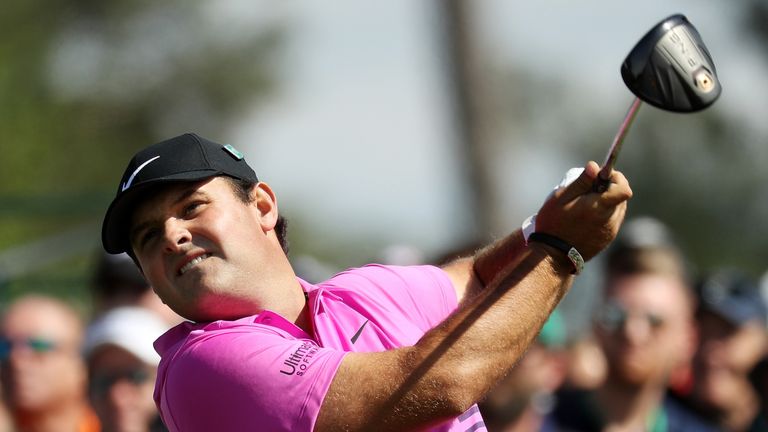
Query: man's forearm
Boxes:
[
  {"xmin": 413, "ymin": 241, "xmax": 574, "ymax": 400},
  {"xmin": 443, "ymin": 229, "xmax": 536, "ymax": 303},
  {"xmin": 455, "ymin": 227, "xmax": 573, "ymax": 302},
  {"xmin": 471, "ymin": 229, "xmax": 529, "ymax": 287},
  {"xmin": 323, "ymin": 242, "xmax": 575, "ymax": 432}
]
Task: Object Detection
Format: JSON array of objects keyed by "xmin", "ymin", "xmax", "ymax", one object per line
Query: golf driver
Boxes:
[{"xmin": 594, "ymin": 13, "xmax": 721, "ymax": 192}]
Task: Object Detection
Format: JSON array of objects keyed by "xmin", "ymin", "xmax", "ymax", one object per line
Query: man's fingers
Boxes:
[
  {"xmin": 558, "ymin": 161, "xmax": 600, "ymax": 202},
  {"xmin": 556, "ymin": 161, "xmax": 632, "ymax": 206},
  {"xmin": 599, "ymin": 170, "xmax": 633, "ymax": 206}
]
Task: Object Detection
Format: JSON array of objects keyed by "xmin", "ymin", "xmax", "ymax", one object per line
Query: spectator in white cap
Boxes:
[{"xmin": 84, "ymin": 307, "xmax": 170, "ymax": 432}]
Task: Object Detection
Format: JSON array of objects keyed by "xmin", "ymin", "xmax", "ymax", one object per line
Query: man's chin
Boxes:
[
  {"xmin": 697, "ymin": 372, "xmax": 739, "ymax": 407},
  {"xmin": 612, "ymin": 361, "xmax": 656, "ymax": 386}
]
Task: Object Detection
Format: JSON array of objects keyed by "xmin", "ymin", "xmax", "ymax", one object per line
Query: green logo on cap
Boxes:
[{"xmin": 223, "ymin": 144, "xmax": 244, "ymax": 160}]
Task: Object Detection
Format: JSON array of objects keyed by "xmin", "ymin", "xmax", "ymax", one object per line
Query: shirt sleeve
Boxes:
[
  {"xmin": 328, "ymin": 264, "xmax": 459, "ymax": 330},
  {"xmin": 157, "ymin": 327, "xmax": 346, "ymax": 432}
]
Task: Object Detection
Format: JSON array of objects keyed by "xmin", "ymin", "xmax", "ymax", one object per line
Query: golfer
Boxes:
[{"xmin": 101, "ymin": 132, "xmax": 631, "ymax": 431}]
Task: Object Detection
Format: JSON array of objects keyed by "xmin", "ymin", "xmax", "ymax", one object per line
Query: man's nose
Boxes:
[
  {"xmin": 162, "ymin": 218, "xmax": 191, "ymax": 253},
  {"xmin": 107, "ymin": 378, "xmax": 139, "ymax": 408},
  {"xmin": 622, "ymin": 314, "xmax": 653, "ymax": 343}
]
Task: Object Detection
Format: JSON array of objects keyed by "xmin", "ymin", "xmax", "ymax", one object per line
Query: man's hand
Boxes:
[{"xmin": 534, "ymin": 161, "xmax": 632, "ymax": 261}]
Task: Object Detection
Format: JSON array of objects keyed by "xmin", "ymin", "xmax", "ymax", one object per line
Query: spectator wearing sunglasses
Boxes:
[
  {"xmin": 84, "ymin": 307, "xmax": 171, "ymax": 432},
  {"xmin": 0, "ymin": 294, "xmax": 100, "ymax": 432},
  {"xmin": 553, "ymin": 217, "xmax": 716, "ymax": 431}
]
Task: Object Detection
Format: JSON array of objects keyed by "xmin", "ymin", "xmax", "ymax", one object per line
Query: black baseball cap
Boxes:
[
  {"xmin": 696, "ymin": 269, "xmax": 768, "ymax": 327},
  {"xmin": 101, "ymin": 133, "xmax": 258, "ymax": 254}
]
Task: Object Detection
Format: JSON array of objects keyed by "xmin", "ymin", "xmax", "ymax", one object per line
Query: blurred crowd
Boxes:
[
  {"xmin": 475, "ymin": 217, "xmax": 768, "ymax": 432},
  {"xmin": 0, "ymin": 251, "xmax": 182, "ymax": 432},
  {"xmin": 1, "ymin": 216, "xmax": 767, "ymax": 432}
]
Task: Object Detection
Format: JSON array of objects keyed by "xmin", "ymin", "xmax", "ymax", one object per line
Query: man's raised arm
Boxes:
[{"xmin": 315, "ymin": 161, "xmax": 632, "ymax": 432}]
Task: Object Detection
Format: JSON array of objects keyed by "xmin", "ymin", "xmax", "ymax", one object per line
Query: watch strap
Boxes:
[{"xmin": 528, "ymin": 232, "xmax": 584, "ymax": 275}]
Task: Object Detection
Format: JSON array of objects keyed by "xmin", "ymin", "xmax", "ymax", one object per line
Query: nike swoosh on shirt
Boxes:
[
  {"xmin": 122, "ymin": 155, "xmax": 160, "ymax": 191},
  {"xmin": 350, "ymin": 319, "xmax": 369, "ymax": 344}
]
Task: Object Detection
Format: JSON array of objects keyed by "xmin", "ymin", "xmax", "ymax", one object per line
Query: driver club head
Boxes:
[{"xmin": 621, "ymin": 14, "xmax": 721, "ymax": 112}]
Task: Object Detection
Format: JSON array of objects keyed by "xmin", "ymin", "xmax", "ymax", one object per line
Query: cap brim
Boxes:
[
  {"xmin": 707, "ymin": 299, "xmax": 764, "ymax": 327},
  {"xmin": 101, "ymin": 170, "xmax": 222, "ymax": 254}
]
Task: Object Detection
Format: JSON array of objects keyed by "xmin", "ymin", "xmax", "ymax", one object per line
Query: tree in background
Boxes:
[
  {"xmin": 490, "ymin": 40, "xmax": 767, "ymax": 279},
  {"xmin": 0, "ymin": 0, "xmax": 282, "ymax": 300}
]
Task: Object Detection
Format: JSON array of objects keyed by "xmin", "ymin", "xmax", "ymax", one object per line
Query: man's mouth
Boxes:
[{"xmin": 179, "ymin": 254, "xmax": 211, "ymax": 275}]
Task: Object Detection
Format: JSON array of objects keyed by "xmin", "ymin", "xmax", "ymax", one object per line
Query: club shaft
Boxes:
[{"xmin": 598, "ymin": 97, "xmax": 643, "ymax": 181}]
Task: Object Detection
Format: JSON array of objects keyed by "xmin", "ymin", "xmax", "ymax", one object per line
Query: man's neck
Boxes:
[
  {"xmin": 713, "ymin": 380, "xmax": 760, "ymax": 432},
  {"xmin": 293, "ymin": 290, "xmax": 314, "ymax": 338},
  {"xmin": 262, "ymin": 271, "xmax": 310, "ymax": 333},
  {"xmin": 595, "ymin": 378, "xmax": 666, "ymax": 431}
]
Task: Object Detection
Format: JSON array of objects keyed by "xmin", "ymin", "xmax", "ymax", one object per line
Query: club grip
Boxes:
[{"xmin": 592, "ymin": 169, "xmax": 611, "ymax": 193}]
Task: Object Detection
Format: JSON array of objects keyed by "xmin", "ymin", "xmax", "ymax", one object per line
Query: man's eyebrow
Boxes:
[
  {"xmin": 129, "ymin": 183, "xmax": 204, "ymax": 244},
  {"xmin": 172, "ymin": 184, "xmax": 204, "ymax": 206}
]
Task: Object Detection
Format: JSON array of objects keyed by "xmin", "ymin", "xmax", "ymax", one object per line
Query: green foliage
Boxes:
[
  {"xmin": 1, "ymin": 0, "xmax": 282, "ymax": 302},
  {"xmin": 494, "ymin": 64, "xmax": 768, "ymax": 277},
  {"xmin": 579, "ymin": 108, "xmax": 768, "ymax": 276}
]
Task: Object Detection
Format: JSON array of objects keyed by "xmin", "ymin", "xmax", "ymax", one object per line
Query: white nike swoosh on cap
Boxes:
[{"xmin": 122, "ymin": 156, "xmax": 161, "ymax": 191}]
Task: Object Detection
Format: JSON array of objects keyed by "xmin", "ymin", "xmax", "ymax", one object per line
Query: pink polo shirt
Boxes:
[{"xmin": 153, "ymin": 264, "xmax": 487, "ymax": 431}]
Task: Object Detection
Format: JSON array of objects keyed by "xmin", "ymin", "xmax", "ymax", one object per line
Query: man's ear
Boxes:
[{"xmin": 252, "ymin": 182, "xmax": 279, "ymax": 232}]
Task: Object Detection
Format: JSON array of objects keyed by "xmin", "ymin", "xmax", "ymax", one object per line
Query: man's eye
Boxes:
[
  {"xmin": 183, "ymin": 201, "xmax": 204, "ymax": 217},
  {"xmin": 140, "ymin": 228, "xmax": 160, "ymax": 248}
]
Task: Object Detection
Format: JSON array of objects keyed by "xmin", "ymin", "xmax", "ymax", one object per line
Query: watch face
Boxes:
[{"xmin": 568, "ymin": 248, "xmax": 585, "ymax": 275}]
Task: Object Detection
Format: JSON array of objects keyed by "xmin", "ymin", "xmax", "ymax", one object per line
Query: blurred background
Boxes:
[{"xmin": 2, "ymin": 0, "xmax": 767, "ymax": 326}]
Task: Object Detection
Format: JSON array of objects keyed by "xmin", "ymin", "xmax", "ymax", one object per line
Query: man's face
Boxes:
[
  {"xmin": 595, "ymin": 274, "xmax": 696, "ymax": 387},
  {"xmin": 88, "ymin": 346, "xmax": 158, "ymax": 432},
  {"xmin": 692, "ymin": 311, "xmax": 767, "ymax": 408},
  {"xmin": 130, "ymin": 177, "xmax": 278, "ymax": 322},
  {"xmin": 0, "ymin": 299, "xmax": 86, "ymax": 415}
]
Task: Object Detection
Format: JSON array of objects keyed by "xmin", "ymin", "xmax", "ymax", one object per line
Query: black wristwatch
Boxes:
[{"xmin": 528, "ymin": 232, "xmax": 584, "ymax": 275}]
